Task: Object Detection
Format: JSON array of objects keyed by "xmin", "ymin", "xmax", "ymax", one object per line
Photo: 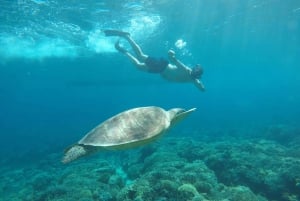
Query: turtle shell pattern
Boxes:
[{"xmin": 78, "ymin": 106, "xmax": 170, "ymax": 147}]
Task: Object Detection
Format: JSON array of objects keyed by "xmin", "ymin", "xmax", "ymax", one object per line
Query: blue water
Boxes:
[
  {"xmin": 1, "ymin": 0, "xmax": 299, "ymax": 160},
  {"xmin": 0, "ymin": 1, "xmax": 300, "ymax": 198}
]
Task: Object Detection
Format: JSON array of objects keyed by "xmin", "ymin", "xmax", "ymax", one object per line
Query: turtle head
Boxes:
[
  {"xmin": 62, "ymin": 144, "xmax": 89, "ymax": 164},
  {"xmin": 168, "ymin": 108, "xmax": 196, "ymax": 126}
]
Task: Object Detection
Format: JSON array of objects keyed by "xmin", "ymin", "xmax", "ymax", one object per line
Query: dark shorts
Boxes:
[{"xmin": 145, "ymin": 56, "xmax": 169, "ymax": 73}]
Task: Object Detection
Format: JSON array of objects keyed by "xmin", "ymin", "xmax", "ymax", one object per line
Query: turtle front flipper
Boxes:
[{"xmin": 62, "ymin": 144, "xmax": 89, "ymax": 164}]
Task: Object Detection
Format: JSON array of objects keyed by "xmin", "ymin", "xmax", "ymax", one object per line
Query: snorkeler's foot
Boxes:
[
  {"xmin": 103, "ymin": 29, "xmax": 130, "ymax": 37},
  {"xmin": 115, "ymin": 40, "xmax": 127, "ymax": 54}
]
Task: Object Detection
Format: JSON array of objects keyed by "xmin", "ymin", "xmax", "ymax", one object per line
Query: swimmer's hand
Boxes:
[{"xmin": 168, "ymin": 50, "xmax": 175, "ymax": 58}]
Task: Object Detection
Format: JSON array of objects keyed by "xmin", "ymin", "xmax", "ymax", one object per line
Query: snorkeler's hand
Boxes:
[
  {"xmin": 168, "ymin": 50, "xmax": 175, "ymax": 58},
  {"xmin": 168, "ymin": 50, "xmax": 176, "ymax": 62},
  {"xmin": 194, "ymin": 79, "xmax": 205, "ymax": 92},
  {"xmin": 200, "ymin": 85, "xmax": 205, "ymax": 92}
]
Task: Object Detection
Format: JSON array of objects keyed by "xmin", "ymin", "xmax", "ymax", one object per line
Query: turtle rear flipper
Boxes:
[{"xmin": 62, "ymin": 145, "xmax": 88, "ymax": 164}]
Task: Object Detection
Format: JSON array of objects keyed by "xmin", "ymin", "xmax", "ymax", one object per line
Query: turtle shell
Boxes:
[{"xmin": 78, "ymin": 106, "xmax": 170, "ymax": 148}]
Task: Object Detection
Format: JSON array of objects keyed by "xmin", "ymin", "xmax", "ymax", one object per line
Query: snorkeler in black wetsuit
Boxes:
[{"xmin": 103, "ymin": 29, "xmax": 205, "ymax": 91}]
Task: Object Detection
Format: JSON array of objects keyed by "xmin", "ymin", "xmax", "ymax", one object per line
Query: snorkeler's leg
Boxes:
[
  {"xmin": 125, "ymin": 53, "xmax": 148, "ymax": 72},
  {"xmin": 115, "ymin": 41, "xmax": 148, "ymax": 72},
  {"xmin": 124, "ymin": 35, "xmax": 148, "ymax": 62},
  {"xmin": 115, "ymin": 40, "xmax": 128, "ymax": 54}
]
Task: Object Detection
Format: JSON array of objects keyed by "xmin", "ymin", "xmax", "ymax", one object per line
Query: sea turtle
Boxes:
[{"xmin": 62, "ymin": 106, "xmax": 196, "ymax": 163}]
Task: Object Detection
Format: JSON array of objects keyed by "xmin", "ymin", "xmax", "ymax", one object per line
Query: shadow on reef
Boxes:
[{"xmin": 1, "ymin": 131, "xmax": 300, "ymax": 201}]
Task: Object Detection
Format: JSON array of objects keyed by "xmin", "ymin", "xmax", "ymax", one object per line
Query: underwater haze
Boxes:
[{"xmin": 0, "ymin": 0, "xmax": 300, "ymax": 201}]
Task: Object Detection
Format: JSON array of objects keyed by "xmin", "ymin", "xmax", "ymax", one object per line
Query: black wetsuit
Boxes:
[{"xmin": 145, "ymin": 57, "xmax": 169, "ymax": 73}]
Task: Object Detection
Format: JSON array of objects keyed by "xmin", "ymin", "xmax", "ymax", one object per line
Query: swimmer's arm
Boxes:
[
  {"xmin": 168, "ymin": 50, "xmax": 189, "ymax": 70},
  {"xmin": 193, "ymin": 79, "xmax": 205, "ymax": 91}
]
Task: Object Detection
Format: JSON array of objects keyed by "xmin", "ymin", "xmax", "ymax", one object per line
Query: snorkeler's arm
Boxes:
[
  {"xmin": 193, "ymin": 79, "xmax": 205, "ymax": 91},
  {"xmin": 168, "ymin": 50, "xmax": 189, "ymax": 70}
]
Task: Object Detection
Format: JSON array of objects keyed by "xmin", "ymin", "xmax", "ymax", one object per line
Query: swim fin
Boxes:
[{"xmin": 103, "ymin": 29, "xmax": 130, "ymax": 37}]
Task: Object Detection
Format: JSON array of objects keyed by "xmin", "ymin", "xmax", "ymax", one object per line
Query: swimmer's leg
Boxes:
[
  {"xmin": 115, "ymin": 40, "xmax": 127, "ymax": 54},
  {"xmin": 115, "ymin": 41, "xmax": 148, "ymax": 72}
]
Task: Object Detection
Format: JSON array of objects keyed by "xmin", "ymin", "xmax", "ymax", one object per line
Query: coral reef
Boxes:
[
  {"xmin": 263, "ymin": 124, "xmax": 300, "ymax": 145},
  {"xmin": 179, "ymin": 139, "xmax": 300, "ymax": 201},
  {"xmin": 1, "ymin": 128, "xmax": 300, "ymax": 201}
]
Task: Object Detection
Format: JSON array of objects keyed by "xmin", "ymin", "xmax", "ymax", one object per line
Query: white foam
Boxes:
[
  {"xmin": 0, "ymin": 9, "xmax": 161, "ymax": 61},
  {"xmin": 128, "ymin": 15, "xmax": 161, "ymax": 38},
  {"xmin": 175, "ymin": 39, "xmax": 187, "ymax": 49},
  {"xmin": 86, "ymin": 30, "xmax": 116, "ymax": 54},
  {"xmin": 86, "ymin": 14, "xmax": 161, "ymax": 54},
  {"xmin": 174, "ymin": 38, "xmax": 191, "ymax": 56},
  {"xmin": 0, "ymin": 35, "xmax": 78, "ymax": 61}
]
